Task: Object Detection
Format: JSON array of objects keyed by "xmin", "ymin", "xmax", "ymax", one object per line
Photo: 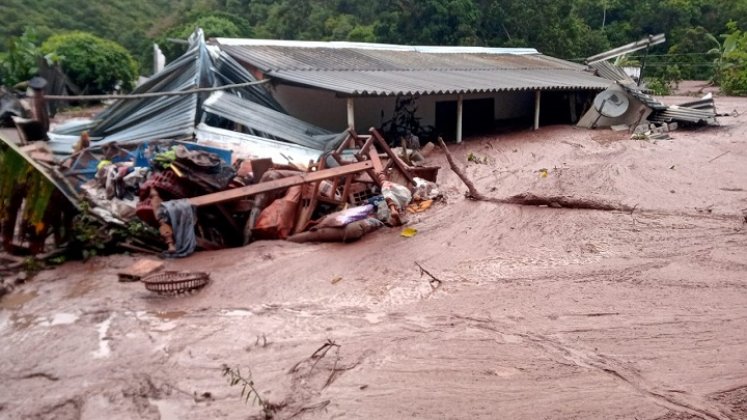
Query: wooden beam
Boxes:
[
  {"xmin": 369, "ymin": 128, "xmax": 415, "ymax": 186},
  {"xmin": 188, "ymin": 160, "xmax": 373, "ymax": 207}
]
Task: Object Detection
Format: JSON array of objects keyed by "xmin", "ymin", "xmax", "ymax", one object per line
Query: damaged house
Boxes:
[
  {"xmin": 213, "ymin": 38, "xmax": 613, "ymax": 141},
  {"xmin": 11, "ymin": 30, "xmax": 723, "ymax": 261}
]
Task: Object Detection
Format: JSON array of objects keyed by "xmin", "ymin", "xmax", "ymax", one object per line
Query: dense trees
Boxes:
[
  {"xmin": 40, "ymin": 32, "xmax": 138, "ymax": 93},
  {"xmin": 2, "ymin": 0, "xmax": 747, "ymax": 93}
]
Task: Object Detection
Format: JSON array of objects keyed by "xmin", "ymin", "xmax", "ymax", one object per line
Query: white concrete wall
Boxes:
[{"xmin": 272, "ymin": 84, "xmax": 535, "ymax": 133}]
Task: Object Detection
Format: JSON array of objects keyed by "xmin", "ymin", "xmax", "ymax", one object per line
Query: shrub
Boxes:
[
  {"xmin": 645, "ymin": 77, "xmax": 672, "ymax": 96},
  {"xmin": 0, "ymin": 28, "xmax": 42, "ymax": 87},
  {"xmin": 41, "ymin": 32, "xmax": 138, "ymax": 94}
]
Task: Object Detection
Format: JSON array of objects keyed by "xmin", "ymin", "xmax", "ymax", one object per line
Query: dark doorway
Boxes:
[
  {"xmin": 435, "ymin": 98, "xmax": 495, "ymax": 140},
  {"xmin": 538, "ymin": 90, "xmax": 597, "ymax": 125}
]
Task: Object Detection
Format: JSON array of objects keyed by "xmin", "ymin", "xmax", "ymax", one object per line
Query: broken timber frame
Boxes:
[{"xmin": 188, "ymin": 160, "xmax": 374, "ymax": 207}]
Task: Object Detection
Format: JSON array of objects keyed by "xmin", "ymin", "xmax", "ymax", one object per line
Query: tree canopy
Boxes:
[{"xmin": 2, "ymin": 0, "xmax": 747, "ymax": 92}]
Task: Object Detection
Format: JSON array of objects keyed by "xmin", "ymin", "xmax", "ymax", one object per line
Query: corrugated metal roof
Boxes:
[
  {"xmin": 589, "ymin": 61, "xmax": 635, "ymax": 84},
  {"xmin": 619, "ymin": 84, "xmax": 718, "ymax": 125},
  {"xmin": 203, "ymin": 91, "xmax": 346, "ymax": 150},
  {"xmin": 219, "ymin": 45, "xmax": 583, "ymax": 72},
  {"xmin": 269, "ymin": 68, "xmax": 610, "ymax": 96},
  {"xmin": 215, "ymin": 39, "xmax": 610, "ymax": 96}
]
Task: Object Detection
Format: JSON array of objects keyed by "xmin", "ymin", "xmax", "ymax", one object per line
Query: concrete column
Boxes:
[
  {"xmin": 456, "ymin": 94, "xmax": 463, "ymax": 143},
  {"xmin": 533, "ymin": 90, "xmax": 541, "ymax": 130},
  {"xmin": 346, "ymin": 97, "xmax": 355, "ymax": 129}
]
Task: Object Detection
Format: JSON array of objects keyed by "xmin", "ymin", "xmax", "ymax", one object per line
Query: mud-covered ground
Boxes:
[{"xmin": 2, "ymin": 97, "xmax": 747, "ymax": 420}]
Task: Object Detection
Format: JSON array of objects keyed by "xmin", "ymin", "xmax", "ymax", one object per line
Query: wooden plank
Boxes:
[
  {"xmin": 369, "ymin": 128, "xmax": 415, "ymax": 185},
  {"xmin": 188, "ymin": 160, "xmax": 373, "ymax": 207},
  {"xmin": 117, "ymin": 259, "xmax": 164, "ymax": 282}
]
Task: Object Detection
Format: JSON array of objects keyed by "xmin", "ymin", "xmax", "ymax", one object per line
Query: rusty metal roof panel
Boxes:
[{"xmin": 268, "ymin": 69, "xmax": 611, "ymax": 96}]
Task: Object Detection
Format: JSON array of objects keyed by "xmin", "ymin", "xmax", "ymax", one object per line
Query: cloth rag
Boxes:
[{"xmin": 159, "ymin": 199, "xmax": 197, "ymax": 258}]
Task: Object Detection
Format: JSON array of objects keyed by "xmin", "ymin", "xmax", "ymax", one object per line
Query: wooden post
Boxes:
[
  {"xmin": 533, "ymin": 90, "xmax": 541, "ymax": 131},
  {"xmin": 569, "ymin": 93, "xmax": 577, "ymax": 123},
  {"xmin": 346, "ymin": 97, "xmax": 355, "ymax": 129},
  {"xmin": 29, "ymin": 77, "xmax": 49, "ymax": 133},
  {"xmin": 456, "ymin": 94, "xmax": 464, "ymax": 143}
]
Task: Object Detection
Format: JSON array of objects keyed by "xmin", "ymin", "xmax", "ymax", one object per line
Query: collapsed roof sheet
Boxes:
[
  {"xmin": 49, "ymin": 30, "xmax": 284, "ymax": 150},
  {"xmin": 203, "ymin": 91, "xmax": 346, "ymax": 151},
  {"xmin": 620, "ymin": 84, "xmax": 718, "ymax": 125},
  {"xmin": 589, "ymin": 61, "xmax": 636, "ymax": 84}
]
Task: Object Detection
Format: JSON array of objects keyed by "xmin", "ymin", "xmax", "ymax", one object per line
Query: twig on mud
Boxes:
[
  {"xmin": 708, "ymin": 151, "xmax": 729, "ymax": 163},
  {"xmin": 630, "ymin": 203, "xmax": 639, "ymax": 226},
  {"xmin": 166, "ymin": 383, "xmax": 213, "ymax": 402},
  {"xmin": 289, "ymin": 339, "xmax": 341, "ymax": 375},
  {"xmin": 288, "ymin": 400, "xmax": 331, "ymax": 418},
  {"xmin": 323, "ymin": 345, "xmax": 344, "ymax": 388},
  {"xmin": 18, "ymin": 372, "xmax": 59, "ymax": 381},
  {"xmin": 415, "ymin": 261, "xmax": 443, "ymax": 289}
]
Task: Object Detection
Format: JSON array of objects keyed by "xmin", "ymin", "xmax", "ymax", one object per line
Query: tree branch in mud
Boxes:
[
  {"xmin": 288, "ymin": 400, "xmax": 331, "ymax": 419},
  {"xmin": 437, "ymin": 137, "xmax": 632, "ymax": 212},
  {"xmin": 221, "ymin": 364, "xmax": 283, "ymax": 418},
  {"xmin": 499, "ymin": 193, "xmax": 634, "ymax": 212},
  {"xmin": 288, "ymin": 339, "xmax": 340, "ymax": 376},
  {"xmin": 415, "ymin": 261, "xmax": 442, "ymax": 289},
  {"xmin": 437, "ymin": 137, "xmax": 494, "ymax": 201}
]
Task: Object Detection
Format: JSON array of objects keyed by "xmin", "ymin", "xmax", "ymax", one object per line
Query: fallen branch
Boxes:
[
  {"xmin": 708, "ymin": 151, "xmax": 729, "ymax": 163},
  {"xmin": 437, "ymin": 137, "xmax": 631, "ymax": 212},
  {"xmin": 288, "ymin": 339, "xmax": 341, "ymax": 375},
  {"xmin": 437, "ymin": 137, "xmax": 494, "ymax": 201},
  {"xmin": 500, "ymin": 193, "xmax": 634, "ymax": 212},
  {"xmin": 415, "ymin": 261, "xmax": 442, "ymax": 289},
  {"xmin": 288, "ymin": 400, "xmax": 331, "ymax": 419}
]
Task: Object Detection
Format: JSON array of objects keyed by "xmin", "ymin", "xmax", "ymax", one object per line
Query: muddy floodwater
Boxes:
[{"xmin": 2, "ymin": 97, "xmax": 747, "ymax": 419}]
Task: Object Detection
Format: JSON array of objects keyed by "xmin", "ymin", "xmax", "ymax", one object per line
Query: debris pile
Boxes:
[
  {"xmin": 1, "ymin": 125, "xmax": 441, "ymax": 258},
  {"xmin": 0, "ymin": 29, "xmax": 442, "ymax": 259},
  {"xmin": 578, "ymin": 84, "xmax": 729, "ymax": 138}
]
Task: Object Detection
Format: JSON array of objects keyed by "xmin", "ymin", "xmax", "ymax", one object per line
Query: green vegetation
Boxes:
[
  {"xmin": 0, "ymin": 29, "xmax": 42, "ymax": 87},
  {"xmin": 709, "ymin": 22, "xmax": 747, "ymax": 95},
  {"xmin": 1, "ymin": 0, "xmax": 747, "ymax": 94},
  {"xmin": 40, "ymin": 32, "xmax": 138, "ymax": 93},
  {"xmin": 0, "ymin": 143, "xmax": 55, "ymax": 230}
]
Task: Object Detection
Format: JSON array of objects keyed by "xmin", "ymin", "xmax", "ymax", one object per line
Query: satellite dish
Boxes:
[{"xmin": 593, "ymin": 90, "xmax": 630, "ymax": 118}]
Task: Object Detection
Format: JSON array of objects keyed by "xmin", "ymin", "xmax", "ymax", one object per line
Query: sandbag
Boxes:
[
  {"xmin": 252, "ymin": 185, "xmax": 302, "ymax": 240},
  {"xmin": 288, "ymin": 218, "xmax": 384, "ymax": 243}
]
